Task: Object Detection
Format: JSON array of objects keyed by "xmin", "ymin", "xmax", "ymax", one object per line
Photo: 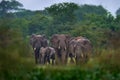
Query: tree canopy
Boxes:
[
  {"xmin": 45, "ymin": 2, "xmax": 79, "ymax": 23},
  {"xmin": 0, "ymin": 0, "xmax": 23, "ymax": 17},
  {"xmin": 116, "ymin": 8, "xmax": 120, "ymax": 16}
]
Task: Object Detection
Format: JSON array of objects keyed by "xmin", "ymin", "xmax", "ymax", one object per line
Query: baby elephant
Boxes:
[{"xmin": 40, "ymin": 47, "xmax": 55, "ymax": 65}]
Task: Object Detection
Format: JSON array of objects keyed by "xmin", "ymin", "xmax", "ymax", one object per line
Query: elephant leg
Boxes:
[
  {"xmin": 34, "ymin": 48, "xmax": 40, "ymax": 64},
  {"xmin": 47, "ymin": 57, "xmax": 50, "ymax": 64},
  {"xmin": 44, "ymin": 56, "xmax": 48, "ymax": 65},
  {"xmin": 55, "ymin": 53, "xmax": 61, "ymax": 65},
  {"xmin": 54, "ymin": 54, "xmax": 57, "ymax": 65},
  {"xmin": 55, "ymin": 57, "xmax": 59, "ymax": 65},
  {"xmin": 85, "ymin": 54, "xmax": 88, "ymax": 63},
  {"xmin": 82, "ymin": 52, "xmax": 88, "ymax": 63},
  {"xmin": 35, "ymin": 53, "xmax": 39, "ymax": 64},
  {"xmin": 51, "ymin": 55, "xmax": 55, "ymax": 65},
  {"xmin": 65, "ymin": 55, "xmax": 68, "ymax": 64},
  {"xmin": 39, "ymin": 58, "xmax": 41, "ymax": 64},
  {"xmin": 75, "ymin": 56, "xmax": 80, "ymax": 65},
  {"xmin": 54, "ymin": 50, "xmax": 58, "ymax": 65},
  {"xmin": 70, "ymin": 57, "xmax": 74, "ymax": 63},
  {"xmin": 61, "ymin": 54, "xmax": 67, "ymax": 65},
  {"xmin": 75, "ymin": 57, "xmax": 78, "ymax": 65},
  {"xmin": 39, "ymin": 54, "xmax": 42, "ymax": 64},
  {"xmin": 69, "ymin": 53, "xmax": 74, "ymax": 63},
  {"xmin": 51, "ymin": 59, "xmax": 54, "ymax": 65}
]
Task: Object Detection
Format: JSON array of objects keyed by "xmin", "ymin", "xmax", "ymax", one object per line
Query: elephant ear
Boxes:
[
  {"xmin": 30, "ymin": 34, "xmax": 36, "ymax": 46},
  {"xmin": 65, "ymin": 34, "xmax": 71, "ymax": 38},
  {"xmin": 66, "ymin": 35, "xmax": 72, "ymax": 41},
  {"xmin": 47, "ymin": 47, "xmax": 51, "ymax": 54},
  {"xmin": 83, "ymin": 40, "xmax": 89, "ymax": 45},
  {"xmin": 50, "ymin": 34, "xmax": 59, "ymax": 43},
  {"xmin": 41, "ymin": 34, "xmax": 46, "ymax": 41},
  {"xmin": 50, "ymin": 34, "xmax": 60, "ymax": 48},
  {"xmin": 65, "ymin": 34, "xmax": 71, "ymax": 46}
]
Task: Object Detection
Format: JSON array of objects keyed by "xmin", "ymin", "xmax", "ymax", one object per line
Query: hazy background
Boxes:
[{"xmin": 17, "ymin": 0, "xmax": 120, "ymax": 16}]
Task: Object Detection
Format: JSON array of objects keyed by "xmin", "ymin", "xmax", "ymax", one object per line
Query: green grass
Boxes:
[
  {"xmin": 27, "ymin": 65, "xmax": 120, "ymax": 80},
  {"xmin": 27, "ymin": 49, "xmax": 120, "ymax": 80}
]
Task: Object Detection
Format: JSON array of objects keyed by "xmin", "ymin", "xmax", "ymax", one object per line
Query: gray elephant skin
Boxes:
[
  {"xmin": 30, "ymin": 34, "xmax": 48, "ymax": 64},
  {"xmin": 68, "ymin": 36, "xmax": 92, "ymax": 65},
  {"xmin": 50, "ymin": 34, "xmax": 71, "ymax": 65},
  {"xmin": 40, "ymin": 47, "xmax": 55, "ymax": 65}
]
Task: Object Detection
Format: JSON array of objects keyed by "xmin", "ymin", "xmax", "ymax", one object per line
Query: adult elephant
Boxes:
[
  {"xmin": 68, "ymin": 38, "xmax": 84, "ymax": 64},
  {"xmin": 30, "ymin": 34, "xmax": 48, "ymax": 64},
  {"xmin": 68, "ymin": 36, "xmax": 92, "ymax": 64},
  {"xmin": 50, "ymin": 34, "xmax": 71, "ymax": 65},
  {"xmin": 75, "ymin": 36, "xmax": 93, "ymax": 62},
  {"xmin": 40, "ymin": 47, "xmax": 55, "ymax": 65}
]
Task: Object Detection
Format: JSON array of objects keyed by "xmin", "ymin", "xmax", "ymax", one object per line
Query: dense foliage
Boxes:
[
  {"xmin": 0, "ymin": 1, "xmax": 120, "ymax": 80},
  {"xmin": 0, "ymin": 0, "xmax": 23, "ymax": 17}
]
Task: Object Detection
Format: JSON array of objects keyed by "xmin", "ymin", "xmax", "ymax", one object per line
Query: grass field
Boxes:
[{"xmin": 27, "ymin": 64, "xmax": 120, "ymax": 80}]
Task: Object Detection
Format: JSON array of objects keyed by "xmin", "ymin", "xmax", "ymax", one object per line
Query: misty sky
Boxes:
[{"xmin": 5, "ymin": 0, "xmax": 120, "ymax": 16}]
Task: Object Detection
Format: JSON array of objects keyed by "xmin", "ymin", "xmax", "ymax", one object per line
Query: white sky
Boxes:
[{"xmin": 1, "ymin": 0, "xmax": 120, "ymax": 16}]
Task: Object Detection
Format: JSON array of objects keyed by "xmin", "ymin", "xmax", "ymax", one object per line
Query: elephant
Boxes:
[
  {"xmin": 39, "ymin": 47, "xmax": 55, "ymax": 65},
  {"xmin": 50, "ymin": 34, "xmax": 71, "ymax": 65},
  {"xmin": 75, "ymin": 36, "xmax": 93, "ymax": 61},
  {"xmin": 30, "ymin": 34, "xmax": 48, "ymax": 64},
  {"xmin": 68, "ymin": 36, "xmax": 92, "ymax": 65},
  {"xmin": 68, "ymin": 38, "xmax": 84, "ymax": 64}
]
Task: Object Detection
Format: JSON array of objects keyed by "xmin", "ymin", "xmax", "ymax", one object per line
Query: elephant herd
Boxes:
[{"xmin": 30, "ymin": 34, "xmax": 93, "ymax": 65}]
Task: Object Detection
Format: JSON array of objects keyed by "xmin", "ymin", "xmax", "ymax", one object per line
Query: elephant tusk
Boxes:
[
  {"xmin": 58, "ymin": 46, "xmax": 60, "ymax": 49},
  {"xmin": 73, "ymin": 57, "xmax": 76, "ymax": 62},
  {"xmin": 73, "ymin": 44, "xmax": 76, "ymax": 48},
  {"xmin": 34, "ymin": 48, "xmax": 36, "ymax": 51},
  {"xmin": 81, "ymin": 53, "xmax": 84, "ymax": 58},
  {"xmin": 65, "ymin": 47, "xmax": 67, "ymax": 50}
]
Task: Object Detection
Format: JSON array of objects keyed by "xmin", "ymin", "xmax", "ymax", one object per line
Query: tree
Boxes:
[
  {"xmin": 45, "ymin": 2, "xmax": 79, "ymax": 24},
  {"xmin": 74, "ymin": 5, "xmax": 108, "ymax": 21},
  {"xmin": 0, "ymin": 0, "xmax": 23, "ymax": 17},
  {"xmin": 116, "ymin": 8, "xmax": 120, "ymax": 16},
  {"xmin": 28, "ymin": 13, "xmax": 53, "ymax": 35}
]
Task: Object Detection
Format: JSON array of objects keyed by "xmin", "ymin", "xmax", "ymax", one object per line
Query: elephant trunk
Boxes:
[{"xmin": 61, "ymin": 50, "xmax": 67, "ymax": 64}]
